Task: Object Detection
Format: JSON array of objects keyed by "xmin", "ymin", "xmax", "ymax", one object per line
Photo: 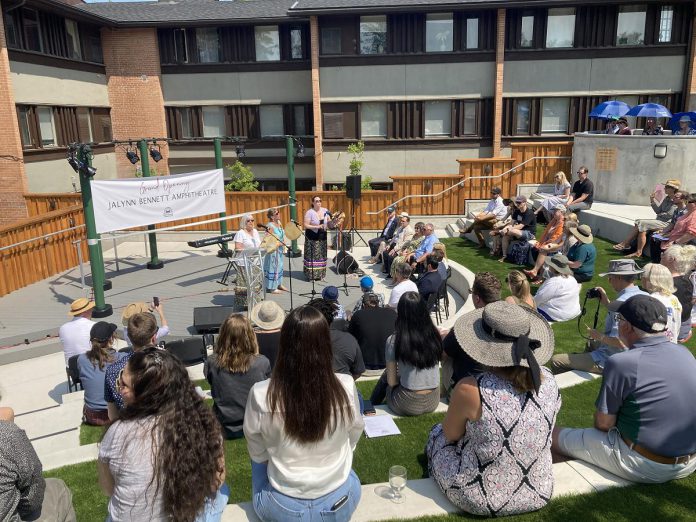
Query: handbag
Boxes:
[{"xmin": 507, "ymin": 241, "xmax": 532, "ymax": 265}]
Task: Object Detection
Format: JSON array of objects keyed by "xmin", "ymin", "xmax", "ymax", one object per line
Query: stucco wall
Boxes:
[
  {"xmin": 169, "ymin": 162, "xmax": 315, "ymax": 181},
  {"xmin": 572, "ymin": 133, "xmax": 696, "ymax": 205},
  {"xmin": 24, "ymin": 152, "xmax": 119, "ymax": 193},
  {"xmin": 161, "ymin": 71, "xmax": 312, "ymax": 105},
  {"xmin": 10, "ymin": 61, "xmax": 109, "ymax": 106}
]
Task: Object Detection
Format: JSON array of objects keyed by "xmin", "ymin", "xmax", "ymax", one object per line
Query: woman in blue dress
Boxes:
[{"xmin": 263, "ymin": 208, "xmax": 288, "ymax": 294}]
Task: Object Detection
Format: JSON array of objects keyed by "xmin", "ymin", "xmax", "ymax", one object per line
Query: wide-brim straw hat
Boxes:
[
  {"xmin": 121, "ymin": 302, "xmax": 150, "ymax": 326},
  {"xmin": 664, "ymin": 179, "xmax": 681, "ymax": 190},
  {"xmin": 452, "ymin": 301, "xmax": 554, "ymax": 368},
  {"xmin": 69, "ymin": 297, "xmax": 95, "ymax": 316},
  {"xmin": 544, "ymin": 254, "xmax": 574, "ymax": 276},
  {"xmin": 251, "ymin": 301, "xmax": 285, "ymax": 330},
  {"xmin": 570, "ymin": 224, "xmax": 593, "ymax": 244}
]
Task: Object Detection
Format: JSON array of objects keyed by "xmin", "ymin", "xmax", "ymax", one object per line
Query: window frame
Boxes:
[
  {"xmin": 545, "ymin": 7, "xmax": 576, "ymax": 49},
  {"xmin": 540, "ymin": 97, "xmax": 570, "ymax": 134},
  {"xmin": 519, "ymin": 14, "xmax": 535, "ymax": 48},
  {"xmin": 425, "ymin": 13, "xmax": 454, "ymax": 53},
  {"xmin": 360, "ymin": 102, "xmax": 388, "ymax": 139},
  {"xmin": 514, "ymin": 99, "xmax": 532, "ymax": 136},
  {"xmin": 64, "ymin": 19, "xmax": 82, "ymax": 60},
  {"xmin": 259, "ymin": 104, "xmax": 285, "ymax": 137},
  {"xmin": 22, "ymin": 7, "xmax": 43, "ymax": 53},
  {"xmin": 657, "ymin": 5, "xmax": 674, "ymax": 44},
  {"xmin": 196, "ymin": 27, "xmax": 220, "ymax": 64},
  {"xmin": 36, "ymin": 106, "xmax": 57, "ymax": 148},
  {"xmin": 424, "ymin": 100, "xmax": 452, "ymax": 138},
  {"xmin": 465, "ymin": 17, "xmax": 480, "ymax": 50},
  {"xmin": 254, "ymin": 25, "xmax": 281, "ymax": 62},
  {"xmin": 616, "ymin": 5, "xmax": 647, "ymax": 46},
  {"xmin": 359, "ymin": 15, "xmax": 387, "ymax": 55},
  {"xmin": 201, "ymin": 106, "xmax": 226, "ymax": 138},
  {"xmin": 321, "ymin": 26, "xmax": 342, "ymax": 55}
]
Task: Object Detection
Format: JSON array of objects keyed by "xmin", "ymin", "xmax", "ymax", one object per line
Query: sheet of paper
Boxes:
[{"xmin": 363, "ymin": 415, "xmax": 401, "ymax": 438}]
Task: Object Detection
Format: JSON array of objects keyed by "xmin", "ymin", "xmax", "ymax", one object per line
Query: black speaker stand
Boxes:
[{"xmin": 347, "ymin": 197, "xmax": 367, "ymax": 249}]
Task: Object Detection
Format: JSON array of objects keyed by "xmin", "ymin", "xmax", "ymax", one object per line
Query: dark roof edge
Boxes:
[
  {"xmin": 103, "ymin": 17, "xmax": 309, "ymax": 29},
  {"xmin": 22, "ymin": 0, "xmax": 117, "ymax": 27}
]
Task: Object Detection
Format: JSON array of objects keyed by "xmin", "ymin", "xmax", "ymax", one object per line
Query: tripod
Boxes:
[{"xmin": 346, "ymin": 197, "xmax": 367, "ymax": 249}]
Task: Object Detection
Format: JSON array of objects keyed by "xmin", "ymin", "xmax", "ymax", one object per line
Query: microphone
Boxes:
[
  {"xmin": 325, "ymin": 211, "xmax": 333, "ymax": 218},
  {"xmin": 291, "ymin": 219, "xmax": 302, "ymax": 227},
  {"xmin": 257, "ymin": 224, "xmax": 269, "ymax": 231}
]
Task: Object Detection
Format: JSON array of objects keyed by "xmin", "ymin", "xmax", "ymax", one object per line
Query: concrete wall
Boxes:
[
  {"xmin": 504, "ymin": 55, "xmax": 685, "ymax": 96},
  {"xmin": 169, "ymin": 162, "xmax": 315, "ymax": 180},
  {"xmin": 161, "ymin": 71, "xmax": 312, "ymax": 105},
  {"xmin": 320, "ymin": 62, "xmax": 495, "ymax": 101},
  {"xmin": 24, "ymin": 152, "xmax": 119, "ymax": 193},
  {"xmin": 572, "ymin": 133, "xmax": 696, "ymax": 205},
  {"xmin": 9, "ymin": 61, "xmax": 109, "ymax": 106}
]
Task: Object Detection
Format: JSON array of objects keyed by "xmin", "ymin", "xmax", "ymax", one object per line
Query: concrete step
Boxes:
[
  {"xmin": 577, "ymin": 202, "xmax": 654, "ymax": 244},
  {"xmin": 14, "ymin": 399, "xmax": 83, "ymax": 441},
  {"xmin": 42, "ymin": 443, "xmax": 99, "ymax": 472}
]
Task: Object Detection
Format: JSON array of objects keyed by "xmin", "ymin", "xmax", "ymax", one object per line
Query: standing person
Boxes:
[
  {"xmin": 303, "ymin": 196, "xmax": 329, "ymax": 281},
  {"xmin": 77, "ymin": 321, "xmax": 127, "ymax": 426},
  {"xmin": 459, "ymin": 187, "xmax": 508, "ymax": 248},
  {"xmin": 534, "ymin": 256, "xmax": 582, "ymax": 322},
  {"xmin": 251, "ymin": 301, "xmax": 285, "ymax": 369},
  {"xmin": 205, "ymin": 314, "xmax": 271, "ymax": 440},
  {"xmin": 59, "ymin": 297, "xmax": 95, "ymax": 367},
  {"xmin": 388, "ymin": 263, "xmax": 418, "ymax": 308},
  {"xmin": 235, "ymin": 213, "xmax": 263, "ymax": 308},
  {"xmin": 99, "ymin": 349, "xmax": 228, "ymax": 522},
  {"xmin": 234, "ymin": 213, "xmax": 262, "ymax": 252},
  {"xmin": 566, "ymin": 224, "xmax": 597, "ymax": 282},
  {"xmin": 368, "ymin": 205, "xmax": 398, "ymax": 262},
  {"xmin": 639, "ymin": 263, "xmax": 682, "ymax": 343},
  {"xmin": 498, "ymin": 195, "xmax": 537, "ymax": 263},
  {"xmin": 370, "ymin": 292, "xmax": 442, "ymax": 416},
  {"xmin": 244, "ymin": 306, "xmax": 364, "ymax": 521},
  {"xmin": 262, "ymin": 208, "xmax": 288, "ymax": 294},
  {"xmin": 427, "ymin": 302, "xmax": 560, "ymax": 517},
  {"xmin": 567, "ymin": 166, "xmax": 594, "ymax": 212},
  {"xmin": 535, "ymin": 171, "xmax": 572, "ymax": 219},
  {"xmin": 349, "ymin": 293, "xmax": 397, "ymax": 370}
]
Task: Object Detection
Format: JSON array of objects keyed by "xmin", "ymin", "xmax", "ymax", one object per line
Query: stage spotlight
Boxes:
[
  {"xmin": 67, "ymin": 155, "xmax": 80, "ymax": 173},
  {"xmin": 126, "ymin": 148, "xmax": 140, "ymax": 164},
  {"xmin": 80, "ymin": 164, "xmax": 97, "ymax": 178},
  {"xmin": 149, "ymin": 145, "xmax": 162, "ymax": 162},
  {"xmin": 296, "ymin": 141, "xmax": 305, "ymax": 158},
  {"xmin": 235, "ymin": 144, "xmax": 246, "ymax": 158}
]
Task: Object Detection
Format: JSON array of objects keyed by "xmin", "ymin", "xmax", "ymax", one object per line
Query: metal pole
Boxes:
[
  {"xmin": 214, "ymin": 138, "xmax": 229, "ymax": 257},
  {"xmin": 73, "ymin": 239, "xmax": 85, "ymax": 289},
  {"xmin": 77, "ymin": 146, "xmax": 112, "ymax": 317},
  {"xmin": 139, "ymin": 139, "xmax": 164, "ymax": 269},
  {"xmin": 286, "ymin": 136, "xmax": 301, "ymax": 257},
  {"xmin": 112, "ymin": 237, "xmax": 120, "ymax": 273}
]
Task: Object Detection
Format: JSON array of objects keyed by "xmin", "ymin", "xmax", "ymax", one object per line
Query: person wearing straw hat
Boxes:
[
  {"xmin": 614, "ymin": 179, "xmax": 681, "ymax": 257},
  {"xmin": 59, "ymin": 297, "xmax": 96, "ymax": 367},
  {"xmin": 553, "ymin": 294, "xmax": 696, "ymax": 484},
  {"xmin": 426, "ymin": 301, "xmax": 560, "ymax": 517},
  {"xmin": 566, "ymin": 223, "xmax": 597, "ymax": 282},
  {"xmin": 533, "ymin": 255, "xmax": 581, "ymax": 322},
  {"xmin": 251, "ymin": 301, "xmax": 285, "ymax": 369},
  {"xmin": 120, "ymin": 299, "xmax": 169, "ymax": 347},
  {"xmin": 550, "ymin": 258, "xmax": 646, "ymax": 375}
]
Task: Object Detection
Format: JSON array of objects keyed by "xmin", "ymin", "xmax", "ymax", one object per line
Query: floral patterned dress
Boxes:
[{"xmin": 426, "ymin": 368, "xmax": 561, "ymax": 517}]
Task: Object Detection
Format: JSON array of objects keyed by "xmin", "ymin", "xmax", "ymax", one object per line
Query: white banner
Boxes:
[{"xmin": 91, "ymin": 169, "xmax": 226, "ymax": 233}]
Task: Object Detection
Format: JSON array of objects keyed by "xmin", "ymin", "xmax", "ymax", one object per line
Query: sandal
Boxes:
[
  {"xmin": 530, "ymin": 278, "xmax": 544, "ymax": 286},
  {"xmin": 612, "ymin": 243, "xmax": 627, "ymax": 250}
]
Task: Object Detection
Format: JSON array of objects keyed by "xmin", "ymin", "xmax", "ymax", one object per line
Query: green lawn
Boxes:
[{"xmin": 54, "ymin": 236, "xmax": 696, "ymax": 521}]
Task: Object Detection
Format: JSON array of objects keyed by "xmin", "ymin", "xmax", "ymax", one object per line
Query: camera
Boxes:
[{"xmin": 586, "ymin": 288, "xmax": 601, "ymax": 299}]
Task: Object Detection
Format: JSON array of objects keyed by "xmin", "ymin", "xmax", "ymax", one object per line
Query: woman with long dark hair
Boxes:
[
  {"xmin": 370, "ymin": 291, "xmax": 442, "ymax": 416},
  {"xmin": 244, "ymin": 306, "xmax": 364, "ymax": 521},
  {"xmin": 303, "ymin": 196, "xmax": 329, "ymax": 281},
  {"xmin": 98, "ymin": 348, "xmax": 228, "ymax": 522}
]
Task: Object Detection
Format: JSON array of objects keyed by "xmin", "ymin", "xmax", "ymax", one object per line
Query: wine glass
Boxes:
[{"xmin": 389, "ymin": 465, "xmax": 407, "ymax": 504}]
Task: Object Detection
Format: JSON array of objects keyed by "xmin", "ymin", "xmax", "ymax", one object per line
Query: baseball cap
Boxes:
[
  {"xmin": 359, "ymin": 276, "xmax": 374, "ymax": 290},
  {"xmin": 607, "ymin": 294, "xmax": 668, "ymax": 333},
  {"xmin": 387, "ymin": 205, "xmax": 396, "ymax": 213},
  {"xmin": 322, "ymin": 286, "xmax": 339, "ymax": 301},
  {"xmin": 90, "ymin": 321, "xmax": 118, "ymax": 342},
  {"xmin": 515, "ymin": 195, "xmax": 527, "ymax": 204}
]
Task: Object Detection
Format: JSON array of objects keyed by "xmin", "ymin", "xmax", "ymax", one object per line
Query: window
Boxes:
[
  {"xmin": 463, "ymin": 101, "xmax": 477, "ymax": 135},
  {"xmin": 82, "ymin": 27, "xmax": 103, "ymax": 63},
  {"xmin": 260, "ymin": 105, "xmax": 284, "ymax": 136},
  {"xmin": 321, "ymin": 27, "xmax": 341, "ymax": 54},
  {"xmin": 658, "ymin": 6, "xmax": 673, "ymax": 43},
  {"xmin": 290, "ymin": 28, "xmax": 303, "ymax": 59},
  {"xmin": 5, "ymin": 12, "xmax": 20, "ymax": 48},
  {"xmin": 616, "ymin": 6, "xmax": 646, "ymax": 46},
  {"xmin": 541, "ymin": 98, "xmax": 569, "ymax": 133},
  {"xmin": 425, "ymin": 101, "xmax": 451, "ymax": 137},
  {"xmin": 466, "ymin": 18, "xmax": 479, "ymax": 49},
  {"xmin": 360, "ymin": 16, "xmax": 387, "ymax": 54},
  {"xmin": 255, "ymin": 26, "xmax": 280, "ymax": 61},
  {"xmin": 202, "ymin": 106, "xmax": 225, "ymax": 137},
  {"xmin": 77, "ymin": 109, "xmax": 92, "ymax": 142},
  {"xmin": 174, "ymin": 28, "xmax": 188, "ymax": 63},
  {"xmin": 181, "ymin": 108, "xmax": 194, "ymax": 138},
  {"xmin": 516, "ymin": 100, "xmax": 531, "ymax": 134},
  {"xmin": 37, "ymin": 107, "xmax": 56, "ymax": 147},
  {"xmin": 361, "ymin": 103, "xmax": 387, "ymax": 138},
  {"xmin": 546, "ymin": 8, "xmax": 575, "ymax": 48},
  {"xmin": 426, "ymin": 14, "xmax": 453, "ymax": 52},
  {"xmin": 323, "ymin": 113, "xmax": 344, "ymax": 139},
  {"xmin": 22, "ymin": 8, "xmax": 42, "ymax": 52},
  {"xmin": 196, "ymin": 28, "xmax": 219, "ymax": 63},
  {"xmin": 91, "ymin": 108, "xmax": 112, "ymax": 143},
  {"xmin": 17, "ymin": 107, "xmax": 33, "ymax": 147},
  {"xmin": 520, "ymin": 15, "xmax": 534, "ymax": 48},
  {"xmin": 65, "ymin": 20, "xmax": 81, "ymax": 60},
  {"xmin": 293, "ymin": 105, "xmax": 306, "ymax": 135}
]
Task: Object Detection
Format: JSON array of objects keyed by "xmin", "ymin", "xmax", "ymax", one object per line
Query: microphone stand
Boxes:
[
  {"xmin": 259, "ymin": 224, "xmax": 294, "ymax": 311},
  {"xmin": 299, "ymin": 217, "xmax": 326, "ymax": 300}
]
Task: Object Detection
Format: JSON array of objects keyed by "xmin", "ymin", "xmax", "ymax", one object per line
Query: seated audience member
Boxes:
[
  {"xmin": 321, "ymin": 286, "xmax": 346, "ymax": 320},
  {"xmin": 661, "ymin": 244, "xmax": 696, "ymax": 341},
  {"xmin": 642, "ymin": 117, "xmax": 663, "ymax": 135},
  {"xmin": 550, "ymin": 259, "xmax": 646, "ymax": 374},
  {"xmin": 488, "ymin": 200, "xmax": 515, "ymax": 257},
  {"xmin": 386, "ymin": 222, "xmax": 425, "ymax": 278},
  {"xmin": 77, "ymin": 321, "xmax": 126, "ymax": 426},
  {"xmin": 388, "ymin": 262, "xmax": 418, "ymax": 308},
  {"xmin": 205, "ymin": 314, "xmax": 271, "ymax": 440},
  {"xmin": 104, "ymin": 312, "xmax": 158, "ymax": 421},
  {"xmin": 658, "ymin": 192, "xmax": 696, "ymax": 253},
  {"xmin": 59, "ymin": 297, "xmax": 95, "ymax": 368},
  {"xmin": 379, "ymin": 213, "xmax": 414, "ymax": 268},
  {"xmin": 368, "ymin": 205, "xmax": 398, "ymax": 262},
  {"xmin": 496, "ymin": 195, "xmax": 536, "ymax": 263},
  {"xmin": 614, "ymin": 179, "xmax": 680, "ymax": 257},
  {"xmin": 408, "ymin": 223, "xmax": 438, "ymax": 272},
  {"xmin": 566, "ymin": 224, "xmax": 597, "ymax": 282},
  {"xmin": 522, "ymin": 204, "xmax": 565, "ymax": 282},
  {"xmin": 525, "ymin": 216, "xmax": 581, "ymax": 282},
  {"xmin": 120, "ymin": 300, "xmax": 169, "ymax": 347},
  {"xmin": 351, "ymin": 276, "xmax": 385, "ymax": 315},
  {"xmin": 560, "ymin": 214, "xmax": 580, "ymax": 254},
  {"xmin": 605, "ymin": 115, "xmax": 619, "ymax": 134},
  {"xmin": 370, "ymin": 292, "xmax": 442, "ymax": 416},
  {"xmin": 244, "ymin": 306, "xmax": 364, "ymax": 522},
  {"xmin": 616, "ymin": 116, "xmax": 632, "ymax": 135},
  {"xmin": 459, "ymin": 186, "xmax": 507, "ymax": 248},
  {"xmin": 534, "ymin": 255, "xmax": 581, "ymax": 322},
  {"xmin": 640, "ymin": 263, "xmax": 682, "ymax": 343},
  {"xmin": 675, "ymin": 114, "xmax": 696, "ymax": 135},
  {"xmin": 567, "ymin": 166, "xmax": 594, "ymax": 213},
  {"xmin": 349, "ymin": 293, "xmax": 397, "ymax": 370},
  {"xmin": 649, "ymin": 190, "xmax": 689, "ymax": 262},
  {"xmin": 251, "ymin": 301, "xmax": 284, "ymax": 369},
  {"xmin": 428, "ymin": 302, "xmax": 560, "ymax": 517},
  {"xmin": 416, "ymin": 255, "xmax": 443, "ymax": 305},
  {"xmin": 504, "ymin": 270, "xmax": 535, "ymax": 309},
  {"xmin": 308, "ymin": 298, "xmax": 365, "ymax": 379},
  {"xmin": 99, "ymin": 349, "xmax": 228, "ymax": 521},
  {"xmin": 553, "ymin": 295, "xmax": 696, "ymax": 483},
  {"xmin": 432, "ymin": 243, "xmax": 449, "ymax": 279},
  {"xmin": 534, "ymin": 171, "xmax": 571, "ymax": 220}
]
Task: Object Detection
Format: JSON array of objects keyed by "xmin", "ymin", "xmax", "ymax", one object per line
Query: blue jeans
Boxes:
[
  {"xmin": 195, "ymin": 482, "xmax": 230, "ymax": 522},
  {"xmin": 251, "ymin": 461, "xmax": 361, "ymax": 521}
]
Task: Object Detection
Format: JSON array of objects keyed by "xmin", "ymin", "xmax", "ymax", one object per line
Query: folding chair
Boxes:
[{"xmin": 66, "ymin": 354, "xmax": 83, "ymax": 393}]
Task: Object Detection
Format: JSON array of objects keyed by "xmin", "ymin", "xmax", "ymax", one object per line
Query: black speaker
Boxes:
[
  {"xmin": 346, "ymin": 175, "xmax": 361, "ymax": 200},
  {"xmin": 333, "ymin": 251, "xmax": 358, "ymax": 274},
  {"xmin": 193, "ymin": 306, "xmax": 235, "ymax": 333}
]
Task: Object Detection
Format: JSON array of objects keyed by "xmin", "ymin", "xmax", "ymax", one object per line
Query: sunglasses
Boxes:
[{"xmin": 247, "ymin": 219, "xmax": 255, "ymax": 223}]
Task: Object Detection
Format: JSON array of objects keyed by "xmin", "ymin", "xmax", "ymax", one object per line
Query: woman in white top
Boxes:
[
  {"xmin": 534, "ymin": 255, "xmax": 581, "ymax": 322},
  {"xmin": 244, "ymin": 306, "xmax": 364, "ymax": 521},
  {"xmin": 535, "ymin": 171, "xmax": 572, "ymax": 219},
  {"xmin": 640, "ymin": 263, "xmax": 682, "ymax": 343},
  {"xmin": 234, "ymin": 213, "xmax": 261, "ymax": 254}
]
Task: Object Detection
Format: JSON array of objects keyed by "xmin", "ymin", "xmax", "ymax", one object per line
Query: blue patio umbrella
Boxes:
[
  {"xmin": 625, "ymin": 103, "xmax": 672, "ymax": 118},
  {"xmin": 668, "ymin": 112, "xmax": 696, "ymax": 133},
  {"xmin": 589, "ymin": 101, "xmax": 630, "ymax": 119}
]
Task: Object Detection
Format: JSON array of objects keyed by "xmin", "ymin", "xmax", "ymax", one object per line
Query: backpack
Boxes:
[{"xmin": 507, "ymin": 241, "xmax": 532, "ymax": 266}]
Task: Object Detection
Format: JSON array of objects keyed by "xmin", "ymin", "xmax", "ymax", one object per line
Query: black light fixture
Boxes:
[
  {"xmin": 149, "ymin": 144, "xmax": 163, "ymax": 162},
  {"xmin": 235, "ymin": 144, "xmax": 246, "ymax": 158},
  {"xmin": 67, "ymin": 154, "xmax": 80, "ymax": 173},
  {"xmin": 80, "ymin": 164, "xmax": 97, "ymax": 177},
  {"xmin": 126, "ymin": 143, "xmax": 140, "ymax": 164},
  {"xmin": 296, "ymin": 141, "xmax": 305, "ymax": 158}
]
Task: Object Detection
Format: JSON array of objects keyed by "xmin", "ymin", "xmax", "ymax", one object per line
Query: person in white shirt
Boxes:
[
  {"xmin": 388, "ymin": 263, "xmax": 418, "ymax": 308},
  {"xmin": 640, "ymin": 263, "xmax": 682, "ymax": 343},
  {"xmin": 59, "ymin": 297, "xmax": 96, "ymax": 367},
  {"xmin": 534, "ymin": 255, "xmax": 581, "ymax": 322},
  {"xmin": 244, "ymin": 305, "xmax": 364, "ymax": 521},
  {"xmin": 460, "ymin": 187, "xmax": 508, "ymax": 248}
]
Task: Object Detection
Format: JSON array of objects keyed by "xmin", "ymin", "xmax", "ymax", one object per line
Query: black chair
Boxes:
[
  {"xmin": 426, "ymin": 292, "xmax": 441, "ymax": 325},
  {"xmin": 164, "ymin": 337, "xmax": 207, "ymax": 366},
  {"xmin": 66, "ymin": 354, "xmax": 83, "ymax": 393},
  {"xmin": 436, "ymin": 274, "xmax": 450, "ymax": 321}
]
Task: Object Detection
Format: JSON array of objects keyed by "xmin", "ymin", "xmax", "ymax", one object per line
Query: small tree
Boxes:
[
  {"xmin": 134, "ymin": 166, "xmax": 160, "ymax": 178},
  {"xmin": 361, "ymin": 175, "xmax": 373, "ymax": 190},
  {"xmin": 347, "ymin": 141, "xmax": 365, "ymax": 177},
  {"xmin": 225, "ymin": 160, "xmax": 259, "ymax": 191}
]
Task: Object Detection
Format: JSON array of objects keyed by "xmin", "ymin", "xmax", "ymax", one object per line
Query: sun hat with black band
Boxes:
[
  {"xmin": 68, "ymin": 297, "xmax": 95, "ymax": 316},
  {"xmin": 544, "ymin": 254, "xmax": 573, "ymax": 276},
  {"xmin": 251, "ymin": 301, "xmax": 285, "ymax": 331},
  {"xmin": 90, "ymin": 321, "xmax": 118, "ymax": 342},
  {"xmin": 569, "ymin": 224, "xmax": 593, "ymax": 244},
  {"xmin": 607, "ymin": 294, "xmax": 668, "ymax": 333},
  {"xmin": 664, "ymin": 179, "xmax": 681, "ymax": 190},
  {"xmin": 452, "ymin": 301, "xmax": 554, "ymax": 392}
]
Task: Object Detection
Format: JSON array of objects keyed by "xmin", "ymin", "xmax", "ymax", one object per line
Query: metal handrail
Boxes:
[
  {"xmin": 366, "ymin": 155, "xmax": 572, "ymax": 215},
  {"xmin": 0, "ymin": 224, "xmax": 86, "ymax": 252}
]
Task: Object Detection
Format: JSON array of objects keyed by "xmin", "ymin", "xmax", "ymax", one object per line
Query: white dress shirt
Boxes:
[
  {"xmin": 388, "ymin": 279, "xmax": 419, "ymax": 308},
  {"xmin": 483, "ymin": 196, "xmax": 508, "ymax": 220}
]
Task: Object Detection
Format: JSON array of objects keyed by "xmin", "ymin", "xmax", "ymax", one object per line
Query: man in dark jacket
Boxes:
[
  {"xmin": 348, "ymin": 293, "xmax": 397, "ymax": 370},
  {"xmin": 416, "ymin": 255, "xmax": 443, "ymax": 307},
  {"xmin": 368, "ymin": 205, "xmax": 399, "ymax": 260}
]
